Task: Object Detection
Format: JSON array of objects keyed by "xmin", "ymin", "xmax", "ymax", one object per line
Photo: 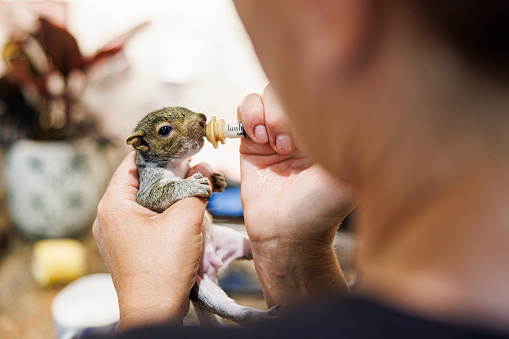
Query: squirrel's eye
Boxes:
[{"xmin": 158, "ymin": 125, "xmax": 172, "ymax": 137}]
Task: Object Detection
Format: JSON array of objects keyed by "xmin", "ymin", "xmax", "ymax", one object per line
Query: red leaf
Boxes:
[
  {"xmin": 83, "ymin": 21, "xmax": 149, "ymax": 70},
  {"xmin": 32, "ymin": 17, "xmax": 85, "ymax": 76},
  {"xmin": 84, "ymin": 46, "xmax": 122, "ymax": 70}
]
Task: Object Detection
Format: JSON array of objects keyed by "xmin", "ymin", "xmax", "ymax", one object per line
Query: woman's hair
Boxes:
[{"xmin": 412, "ymin": 1, "xmax": 509, "ymax": 79}]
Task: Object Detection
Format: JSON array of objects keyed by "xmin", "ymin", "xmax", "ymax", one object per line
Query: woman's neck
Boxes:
[
  {"xmin": 357, "ymin": 156, "xmax": 509, "ymax": 330},
  {"xmin": 353, "ymin": 77, "xmax": 509, "ymax": 331},
  {"xmin": 349, "ymin": 21, "xmax": 509, "ymax": 328}
]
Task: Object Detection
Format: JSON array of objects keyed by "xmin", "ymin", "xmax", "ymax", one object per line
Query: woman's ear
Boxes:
[{"xmin": 126, "ymin": 131, "xmax": 149, "ymax": 153}]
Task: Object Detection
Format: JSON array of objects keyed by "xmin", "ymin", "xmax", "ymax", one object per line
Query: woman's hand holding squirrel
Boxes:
[
  {"xmin": 93, "ymin": 153, "xmax": 207, "ymax": 331},
  {"xmin": 238, "ymin": 84, "xmax": 355, "ymax": 308}
]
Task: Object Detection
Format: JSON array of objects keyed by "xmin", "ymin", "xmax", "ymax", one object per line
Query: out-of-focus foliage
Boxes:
[{"xmin": 0, "ymin": 16, "xmax": 147, "ymax": 144}]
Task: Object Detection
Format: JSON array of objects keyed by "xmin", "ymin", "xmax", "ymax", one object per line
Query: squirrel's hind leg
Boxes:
[
  {"xmin": 211, "ymin": 173, "xmax": 226, "ymax": 192},
  {"xmin": 192, "ymin": 302, "xmax": 224, "ymax": 326}
]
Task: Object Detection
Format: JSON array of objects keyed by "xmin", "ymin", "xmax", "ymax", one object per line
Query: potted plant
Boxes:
[{"xmin": 0, "ymin": 16, "xmax": 146, "ymax": 238}]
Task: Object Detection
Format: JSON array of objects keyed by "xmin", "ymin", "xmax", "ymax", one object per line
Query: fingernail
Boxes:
[
  {"xmin": 275, "ymin": 134, "xmax": 293, "ymax": 154},
  {"xmin": 254, "ymin": 125, "xmax": 268, "ymax": 143}
]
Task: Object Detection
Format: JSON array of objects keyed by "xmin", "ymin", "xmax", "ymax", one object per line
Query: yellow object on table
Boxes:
[{"xmin": 32, "ymin": 239, "xmax": 88, "ymax": 287}]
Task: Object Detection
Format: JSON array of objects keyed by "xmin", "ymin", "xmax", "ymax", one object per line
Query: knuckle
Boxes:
[
  {"xmin": 96, "ymin": 197, "xmax": 107, "ymax": 219},
  {"xmin": 91, "ymin": 218, "xmax": 100, "ymax": 239},
  {"xmin": 239, "ymin": 93, "xmax": 264, "ymax": 125},
  {"xmin": 239, "ymin": 93, "xmax": 262, "ymax": 114},
  {"xmin": 95, "ymin": 196, "xmax": 113, "ymax": 226},
  {"xmin": 264, "ymin": 111, "xmax": 287, "ymax": 132}
]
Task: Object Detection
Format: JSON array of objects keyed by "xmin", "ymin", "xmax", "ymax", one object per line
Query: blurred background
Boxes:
[
  {"xmin": 0, "ymin": 0, "xmax": 269, "ymax": 179},
  {"xmin": 0, "ymin": 1, "xmax": 355, "ymax": 337}
]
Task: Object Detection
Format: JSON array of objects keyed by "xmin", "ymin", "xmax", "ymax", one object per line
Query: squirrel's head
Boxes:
[{"xmin": 126, "ymin": 107, "xmax": 207, "ymax": 162}]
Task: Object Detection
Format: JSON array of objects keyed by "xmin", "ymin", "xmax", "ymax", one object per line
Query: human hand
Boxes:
[
  {"xmin": 93, "ymin": 153, "xmax": 206, "ymax": 331},
  {"xmin": 239, "ymin": 84, "xmax": 355, "ymax": 307}
]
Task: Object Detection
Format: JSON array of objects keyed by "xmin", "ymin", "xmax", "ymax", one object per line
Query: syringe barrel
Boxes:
[{"xmin": 224, "ymin": 122, "xmax": 247, "ymax": 139}]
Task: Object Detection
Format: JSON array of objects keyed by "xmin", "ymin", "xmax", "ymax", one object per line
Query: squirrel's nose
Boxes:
[{"xmin": 197, "ymin": 114, "xmax": 207, "ymax": 130}]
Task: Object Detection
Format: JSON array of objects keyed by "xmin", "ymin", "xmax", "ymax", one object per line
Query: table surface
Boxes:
[
  {"xmin": 0, "ymin": 231, "xmax": 110, "ymax": 338},
  {"xmin": 0, "ymin": 219, "xmax": 355, "ymax": 338},
  {"xmin": 0, "ymin": 190, "xmax": 269, "ymax": 337},
  {"xmin": 0, "ymin": 230, "xmax": 270, "ymax": 338}
]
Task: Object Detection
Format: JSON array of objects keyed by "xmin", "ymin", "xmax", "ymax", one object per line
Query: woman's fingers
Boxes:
[
  {"xmin": 262, "ymin": 84, "xmax": 294, "ymax": 154},
  {"xmin": 237, "ymin": 93, "xmax": 268, "ymax": 143},
  {"xmin": 237, "ymin": 84, "xmax": 295, "ymax": 154}
]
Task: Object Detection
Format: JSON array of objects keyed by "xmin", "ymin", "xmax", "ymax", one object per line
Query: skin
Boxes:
[
  {"xmin": 232, "ymin": 0, "xmax": 509, "ymax": 331},
  {"xmin": 237, "ymin": 86, "xmax": 353, "ymax": 308},
  {"xmin": 94, "ymin": 0, "xmax": 509, "ymax": 333},
  {"xmin": 94, "ymin": 160, "xmax": 212, "ymax": 330}
]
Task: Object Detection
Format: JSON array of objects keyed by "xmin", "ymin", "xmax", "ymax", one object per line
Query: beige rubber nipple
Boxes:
[
  {"xmin": 205, "ymin": 116, "xmax": 247, "ymax": 148},
  {"xmin": 206, "ymin": 116, "xmax": 226, "ymax": 148}
]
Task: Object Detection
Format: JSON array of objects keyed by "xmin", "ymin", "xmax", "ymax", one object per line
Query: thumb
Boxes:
[{"xmin": 104, "ymin": 152, "xmax": 139, "ymax": 202}]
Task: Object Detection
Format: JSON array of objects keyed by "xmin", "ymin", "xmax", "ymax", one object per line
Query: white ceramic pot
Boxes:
[{"xmin": 3, "ymin": 139, "xmax": 109, "ymax": 238}]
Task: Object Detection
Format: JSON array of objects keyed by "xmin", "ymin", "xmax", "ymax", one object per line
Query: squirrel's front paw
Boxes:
[
  {"xmin": 188, "ymin": 173, "xmax": 212, "ymax": 198},
  {"xmin": 211, "ymin": 173, "xmax": 226, "ymax": 193}
]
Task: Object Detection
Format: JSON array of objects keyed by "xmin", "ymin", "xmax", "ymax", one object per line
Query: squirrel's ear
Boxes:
[{"xmin": 126, "ymin": 131, "xmax": 149, "ymax": 153}]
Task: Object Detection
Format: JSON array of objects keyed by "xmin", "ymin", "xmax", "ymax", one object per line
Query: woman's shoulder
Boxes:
[{"xmin": 101, "ymin": 295, "xmax": 509, "ymax": 339}]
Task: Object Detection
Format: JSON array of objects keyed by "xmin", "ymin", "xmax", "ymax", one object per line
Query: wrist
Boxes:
[
  {"xmin": 116, "ymin": 297, "xmax": 188, "ymax": 331},
  {"xmin": 115, "ymin": 280, "xmax": 190, "ymax": 331},
  {"xmin": 251, "ymin": 238, "xmax": 349, "ymax": 309}
]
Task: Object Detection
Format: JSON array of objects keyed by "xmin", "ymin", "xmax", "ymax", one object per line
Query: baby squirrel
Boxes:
[{"xmin": 127, "ymin": 107, "xmax": 279, "ymax": 326}]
